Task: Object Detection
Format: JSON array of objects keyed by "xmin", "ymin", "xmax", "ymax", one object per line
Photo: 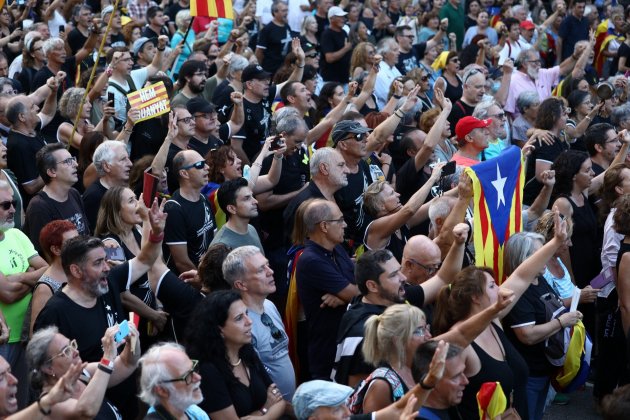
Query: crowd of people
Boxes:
[{"xmin": 0, "ymin": 0, "xmax": 630, "ymax": 418}]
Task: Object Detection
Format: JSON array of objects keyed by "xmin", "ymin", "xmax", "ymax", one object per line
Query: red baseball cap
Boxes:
[
  {"xmin": 455, "ymin": 116, "xmax": 492, "ymax": 141},
  {"xmin": 520, "ymin": 20, "xmax": 535, "ymax": 30}
]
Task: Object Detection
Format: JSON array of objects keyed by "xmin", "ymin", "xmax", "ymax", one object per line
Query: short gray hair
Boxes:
[
  {"xmin": 472, "ymin": 99, "xmax": 501, "ymax": 120},
  {"xmin": 376, "ymin": 37, "xmax": 396, "ymax": 55},
  {"xmin": 228, "ymin": 55, "xmax": 249, "ymax": 77},
  {"xmin": 222, "ymin": 245, "xmax": 263, "ymax": 286},
  {"xmin": 26, "ymin": 326, "xmax": 59, "ymax": 393},
  {"xmin": 611, "ymin": 103, "xmax": 630, "ymax": 126},
  {"xmin": 516, "ymin": 91, "xmax": 540, "ymax": 114},
  {"xmin": 175, "ymin": 9, "xmax": 191, "ymax": 30},
  {"xmin": 504, "ymin": 232, "xmax": 545, "ymax": 277},
  {"xmin": 138, "ymin": 343, "xmax": 187, "ymax": 406},
  {"xmin": 428, "ymin": 196, "xmax": 452, "ymax": 226},
  {"xmin": 42, "ymin": 37, "xmax": 64, "ymax": 57},
  {"xmin": 93, "ymin": 140, "xmax": 123, "ymax": 177},
  {"xmin": 516, "ymin": 48, "xmax": 538, "ymax": 68},
  {"xmin": 310, "ymin": 147, "xmax": 338, "ymax": 177},
  {"xmin": 276, "ymin": 115, "xmax": 306, "ymax": 136},
  {"xmin": 304, "ymin": 199, "xmax": 334, "ymax": 233}
]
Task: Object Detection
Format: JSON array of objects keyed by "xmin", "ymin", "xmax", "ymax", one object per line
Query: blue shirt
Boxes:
[
  {"xmin": 296, "ymin": 239, "xmax": 354, "ymax": 379},
  {"xmin": 558, "ymin": 14, "xmax": 589, "ymax": 60}
]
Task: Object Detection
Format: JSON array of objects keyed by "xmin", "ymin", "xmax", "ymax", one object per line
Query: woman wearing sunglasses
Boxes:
[
  {"xmin": 185, "ymin": 290, "xmax": 285, "ymax": 419},
  {"xmin": 26, "ymin": 324, "xmax": 140, "ymax": 419},
  {"xmin": 95, "ymin": 187, "xmax": 169, "ymax": 350}
]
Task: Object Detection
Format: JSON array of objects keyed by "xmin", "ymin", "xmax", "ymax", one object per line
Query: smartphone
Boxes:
[
  {"xmin": 107, "ymin": 92, "xmax": 115, "ymax": 105},
  {"xmin": 17, "ymin": 0, "xmax": 25, "ymax": 6},
  {"xmin": 114, "ymin": 320, "xmax": 130, "ymax": 343},
  {"xmin": 269, "ymin": 135, "xmax": 284, "ymax": 151},
  {"xmin": 440, "ymin": 161, "xmax": 456, "ymax": 178},
  {"xmin": 59, "ymin": 25, "xmax": 65, "ymax": 33},
  {"xmin": 105, "ymin": 246, "xmax": 126, "ymax": 261}
]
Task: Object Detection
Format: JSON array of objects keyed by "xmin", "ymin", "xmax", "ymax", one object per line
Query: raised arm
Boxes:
[
  {"xmin": 129, "ymin": 198, "xmax": 168, "ymax": 282},
  {"xmin": 249, "ymin": 137, "xmax": 285, "ymax": 194},
  {"xmin": 276, "ymin": 38, "xmax": 306, "ymax": 93},
  {"xmin": 227, "ymin": 92, "xmax": 245, "ymax": 134},
  {"xmin": 434, "ymin": 172, "xmax": 473, "ymax": 256},
  {"xmin": 146, "ymin": 35, "xmax": 168, "ymax": 78},
  {"xmin": 589, "ymin": 129, "xmax": 630, "ymax": 196}
]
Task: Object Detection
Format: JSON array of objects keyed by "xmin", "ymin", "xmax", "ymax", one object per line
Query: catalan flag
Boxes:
[
  {"xmin": 284, "ymin": 245, "xmax": 305, "ymax": 380},
  {"xmin": 127, "ymin": 81, "xmax": 170, "ymax": 123},
  {"xmin": 552, "ymin": 321, "xmax": 592, "ymax": 393},
  {"xmin": 190, "ymin": 0, "xmax": 234, "ymax": 19},
  {"xmin": 465, "ymin": 146, "xmax": 525, "ymax": 284},
  {"xmin": 477, "ymin": 382, "xmax": 508, "ymax": 419}
]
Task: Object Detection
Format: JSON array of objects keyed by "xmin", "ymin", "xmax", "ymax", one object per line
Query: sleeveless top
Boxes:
[
  {"xmin": 358, "ymin": 94, "xmax": 379, "ymax": 116},
  {"xmin": 442, "ymin": 74, "xmax": 463, "ymax": 103},
  {"xmin": 34, "ymin": 274, "xmax": 63, "ymax": 294},
  {"xmin": 563, "ymin": 194, "xmax": 601, "ymax": 288},
  {"xmin": 363, "ymin": 221, "xmax": 409, "ymax": 262},
  {"xmin": 458, "ymin": 323, "xmax": 529, "ymax": 419}
]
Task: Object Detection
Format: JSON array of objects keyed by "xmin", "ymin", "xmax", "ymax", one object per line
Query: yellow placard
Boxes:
[{"xmin": 127, "ymin": 81, "xmax": 171, "ymax": 123}]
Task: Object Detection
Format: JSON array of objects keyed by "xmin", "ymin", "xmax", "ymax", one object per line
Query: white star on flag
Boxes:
[{"xmin": 491, "ymin": 164, "xmax": 507, "ymax": 209}]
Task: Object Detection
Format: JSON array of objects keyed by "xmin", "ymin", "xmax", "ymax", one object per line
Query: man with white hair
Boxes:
[
  {"xmin": 374, "ymin": 37, "xmax": 401, "ymax": 109},
  {"xmin": 472, "ymin": 99, "xmax": 508, "ymax": 160},
  {"xmin": 82, "ymin": 140, "xmax": 133, "ymax": 231},
  {"xmin": 140, "ymin": 343, "xmax": 207, "ymax": 419},
  {"xmin": 0, "ymin": 180, "xmax": 48, "ymax": 407}
]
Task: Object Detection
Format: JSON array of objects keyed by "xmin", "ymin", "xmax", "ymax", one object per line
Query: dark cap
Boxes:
[
  {"xmin": 331, "ymin": 120, "xmax": 372, "ymax": 145},
  {"xmin": 186, "ymin": 97, "xmax": 215, "ymax": 115},
  {"xmin": 241, "ymin": 64, "xmax": 272, "ymax": 83}
]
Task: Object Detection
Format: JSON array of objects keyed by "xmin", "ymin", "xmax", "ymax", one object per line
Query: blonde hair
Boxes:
[
  {"xmin": 363, "ymin": 180, "xmax": 388, "ymax": 218},
  {"xmin": 362, "ymin": 304, "xmax": 425, "ymax": 369}
]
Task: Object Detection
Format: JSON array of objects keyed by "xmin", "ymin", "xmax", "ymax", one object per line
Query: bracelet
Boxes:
[
  {"xmin": 381, "ymin": 163, "xmax": 389, "ymax": 166},
  {"xmin": 419, "ymin": 373, "xmax": 435, "ymax": 390},
  {"xmin": 38, "ymin": 391, "xmax": 51, "ymax": 415},
  {"xmin": 393, "ymin": 95, "xmax": 402, "ymax": 99},
  {"xmin": 585, "ymin": 116, "xmax": 592, "ymax": 121},
  {"xmin": 394, "ymin": 110, "xmax": 404, "ymax": 119},
  {"xmin": 557, "ymin": 318, "xmax": 563, "ymax": 329},
  {"xmin": 149, "ymin": 231, "xmax": 164, "ymax": 243},
  {"xmin": 297, "ymin": 64, "xmax": 305, "ymax": 68},
  {"xmin": 98, "ymin": 363, "xmax": 113, "ymax": 374},
  {"xmin": 157, "ymin": 46, "xmax": 166, "ymax": 51},
  {"xmin": 260, "ymin": 407, "xmax": 268, "ymax": 415}
]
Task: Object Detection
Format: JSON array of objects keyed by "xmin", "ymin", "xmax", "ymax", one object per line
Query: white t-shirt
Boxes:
[{"xmin": 107, "ymin": 67, "xmax": 149, "ymax": 123}]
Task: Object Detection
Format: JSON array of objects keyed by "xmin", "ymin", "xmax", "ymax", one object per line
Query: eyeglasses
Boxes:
[
  {"xmin": 56, "ymin": 156, "xmax": 77, "ymax": 166},
  {"xmin": 408, "ymin": 258, "xmax": 441, "ymax": 275},
  {"xmin": 420, "ymin": 75, "xmax": 429, "ymax": 81},
  {"xmin": 160, "ymin": 359, "xmax": 199, "ymax": 385},
  {"xmin": 487, "ymin": 112, "xmax": 506, "ymax": 120},
  {"xmin": 0, "ymin": 200, "xmax": 16, "ymax": 211},
  {"xmin": 181, "ymin": 160, "xmax": 206, "ymax": 170},
  {"xmin": 319, "ymin": 216, "xmax": 345, "ymax": 224},
  {"xmin": 413, "ymin": 324, "xmax": 430, "ymax": 337},
  {"xmin": 341, "ymin": 132, "xmax": 367, "ymax": 142},
  {"xmin": 177, "ymin": 116, "xmax": 195, "ymax": 124},
  {"xmin": 192, "ymin": 72, "xmax": 206, "ymax": 77},
  {"xmin": 46, "ymin": 339, "xmax": 77, "ymax": 363},
  {"xmin": 526, "ymin": 59, "xmax": 542, "ymax": 66},
  {"xmin": 261, "ymin": 313, "xmax": 284, "ymax": 341},
  {"xmin": 305, "ymin": 53, "xmax": 318, "ymax": 58}
]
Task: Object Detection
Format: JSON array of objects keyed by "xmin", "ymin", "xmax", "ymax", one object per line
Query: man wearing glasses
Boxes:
[
  {"xmin": 472, "ymin": 99, "xmax": 509, "ymax": 161},
  {"xmin": 140, "ymin": 343, "xmax": 208, "ymax": 420},
  {"xmin": 223, "ymin": 246, "xmax": 295, "ymax": 400},
  {"xmin": 394, "ymin": 25, "xmax": 445, "ymax": 76},
  {"xmin": 24, "ymin": 143, "xmax": 90, "ymax": 254},
  {"xmin": 171, "ymin": 61, "xmax": 208, "ymax": 108},
  {"xmin": 333, "ymin": 225, "xmax": 468, "ymax": 387},
  {"xmin": 163, "ymin": 150, "xmax": 216, "ymax": 275}
]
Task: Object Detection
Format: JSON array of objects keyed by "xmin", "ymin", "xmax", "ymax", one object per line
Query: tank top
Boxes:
[
  {"xmin": 442, "ymin": 74, "xmax": 463, "ymax": 103},
  {"xmin": 458, "ymin": 323, "xmax": 529, "ymax": 419},
  {"xmin": 564, "ymin": 194, "xmax": 601, "ymax": 288}
]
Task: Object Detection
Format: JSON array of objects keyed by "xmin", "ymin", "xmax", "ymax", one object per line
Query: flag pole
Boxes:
[{"xmin": 181, "ymin": 17, "xmax": 195, "ymax": 55}]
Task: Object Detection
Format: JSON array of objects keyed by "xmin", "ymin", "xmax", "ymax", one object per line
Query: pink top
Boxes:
[
  {"xmin": 505, "ymin": 66, "xmax": 560, "ymax": 117},
  {"xmin": 451, "ymin": 153, "xmax": 480, "ymax": 168}
]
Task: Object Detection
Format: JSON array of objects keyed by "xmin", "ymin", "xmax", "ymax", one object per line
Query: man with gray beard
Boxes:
[
  {"xmin": 140, "ymin": 343, "xmax": 207, "ymax": 419},
  {"xmin": 33, "ymin": 199, "xmax": 167, "ymax": 419},
  {"xmin": 0, "ymin": 180, "xmax": 47, "ymax": 408}
]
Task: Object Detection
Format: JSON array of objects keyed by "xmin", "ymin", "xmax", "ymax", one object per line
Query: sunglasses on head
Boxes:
[{"xmin": 0, "ymin": 200, "xmax": 16, "ymax": 211}]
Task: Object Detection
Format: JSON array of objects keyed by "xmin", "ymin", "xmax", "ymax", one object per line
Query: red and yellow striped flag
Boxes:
[
  {"xmin": 477, "ymin": 382, "xmax": 508, "ymax": 419},
  {"xmin": 190, "ymin": 0, "xmax": 234, "ymax": 19},
  {"xmin": 465, "ymin": 146, "xmax": 525, "ymax": 284}
]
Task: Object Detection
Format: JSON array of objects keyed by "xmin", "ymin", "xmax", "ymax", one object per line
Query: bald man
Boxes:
[{"xmin": 401, "ymin": 235, "xmax": 444, "ymax": 287}]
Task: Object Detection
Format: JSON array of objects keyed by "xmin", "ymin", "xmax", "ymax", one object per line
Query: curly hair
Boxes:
[
  {"xmin": 613, "ymin": 194, "xmax": 630, "ymax": 236},
  {"xmin": 551, "ymin": 150, "xmax": 590, "ymax": 199},
  {"xmin": 350, "ymin": 42, "xmax": 374, "ymax": 77},
  {"xmin": 184, "ymin": 290, "xmax": 259, "ymax": 386},
  {"xmin": 534, "ymin": 97, "xmax": 564, "ymax": 130},
  {"xmin": 206, "ymin": 145, "xmax": 236, "ymax": 184},
  {"xmin": 197, "ymin": 243, "xmax": 232, "ymax": 292},
  {"xmin": 59, "ymin": 87, "xmax": 87, "ymax": 120},
  {"xmin": 315, "ymin": 82, "xmax": 342, "ymax": 122},
  {"xmin": 121, "ymin": 21, "xmax": 144, "ymax": 46}
]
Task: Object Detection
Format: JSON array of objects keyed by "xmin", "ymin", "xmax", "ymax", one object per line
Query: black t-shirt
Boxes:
[
  {"xmin": 129, "ymin": 115, "xmax": 169, "ymax": 162},
  {"xmin": 166, "ymin": 143, "xmax": 186, "ymax": 193},
  {"xmin": 618, "ymin": 43, "xmax": 630, "ymax": 73},
  {"xmin": 212, "ymin": 80, "xmax": 235, "ymax": 123},
  {"xmin": 503, "ymin": 278, "xmax": 560, "ymax": 377},
  {"xmin": 6, "ymin": 125, "xmax": 55, "ymax": 204},
  {"xmin": 233, "ymin": 86, "xmax": 277, "ymax": 162},
  {"xmin": 320, "ymin": 28, "xmax": 351, "ymax": 83},
  {"xmin": 523, "ymin": 137, "xmax": 568, "ymax": 205},
  {"xmin": 257, "ymin": 22, "xmax": 294, "ymax": 75},
  {"xmin": 334, "ymin": 160, "xmax": 374, "ymax": 244},
  {"xmin": 198, "ymin": 358, "xmax": 272, "ymax": 415},
  {"xmin": 163, "ymin": 190, "xmax": 216, "ymax": 272},
  {"xmin": 259, "ymin": 151, "xmax": 309, "ymax": 249},
  {"xmin": 82, "ymin": 180, "xmax": 108, "ymax": 233},
  {"xmin": 155, "ymin": 269, "xmax": 203, "ymax": 338},
  {"xmin": 33, "ymin": 263, "xmax": 128, "ymax": 361},
  {"xmin": 188, "ymin": 135, "xmax": 225, "ymax": 158},
  {"xmin": 395, "ymin": 158, "xmax": 430, "ymax": 205},
  {"xmin": 314, "ymin": 14, "xmax": 328, "ymax": 41},
  {"xmin": 67, "ymin": 28, "xmax": 88, "ymax": 55},
  {"xmin": 447, "ymin": 100, "xmax": 476, "ymax": 129},
  {"xmin": 142, "ymin": 25, "xmax": 169, "ymax": 39},
  {"xmin": 396, "ymin": 44, "xmax": 426, "ymax": 74},
  {"xmin": 24, "ymin": 189, "xmax": 90, "ymax": 253}
]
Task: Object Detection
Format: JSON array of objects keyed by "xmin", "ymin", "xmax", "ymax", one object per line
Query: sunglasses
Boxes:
[
  {"xmin": 160, "ymin": 359, "xmax": 199, "ymax": 385},
  {"xmin": 341, "ymin": 132, "xmax": 368, "ymax": 142},
  {"xmin": 305, "ymin": 53, "xmax": 318, "ymax": 58},
  {"xmin": 0, "ymin": 200, "xmax": 16, "ymax": 211},
  {"xmin": 261, "ymin": 313, "xmax": 284, "ymax": 341},
  {"xmin": 181, "ymin": 160, "xmax": 206, "ymax": 170}
]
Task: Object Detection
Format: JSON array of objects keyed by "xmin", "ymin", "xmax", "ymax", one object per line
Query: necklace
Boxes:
[
  {"xmin": 488, "ymin": 325, "xmax": 506, "ymax": 361},
  {"xmin": 230, "ymin": 358, "xmax": 242, "ymax": 367}
]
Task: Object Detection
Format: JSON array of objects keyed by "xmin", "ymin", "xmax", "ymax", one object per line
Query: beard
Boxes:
[
  {"xmin": 168, "ymin": 384, "xmax": 203, "ymax": 412},
  {"xmin": 84, "ymin": 278, "xmax": 109, "ymax": 297},
  {"xmin": 0, "ymin": 220, "xmax": 14, "ymax": 232},
  {"xmin": 526, "ymin": 66, "xmax": 539, "ymax": 80},
  {"xmin": 189, "ymin": 81, "xmax": 205, "ymax": 94}
]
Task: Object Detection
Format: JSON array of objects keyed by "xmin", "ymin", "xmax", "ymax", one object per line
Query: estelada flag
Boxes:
[
  {"xmin": 477, "ymin": 381, "xmax": 508, "ymax": 419},
  {"xmin": 465, "ymin": 146, "xmax": 525, "ymax": 284},
  {"xmin": 191, "ymin": 0, "xmax": 234, "ymax": 19},
  {"xmin": 127, "ymin": 81, "xmax": 170, "ymax": 123}
]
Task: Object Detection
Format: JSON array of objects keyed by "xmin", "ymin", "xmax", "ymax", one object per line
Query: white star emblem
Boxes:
[
  {"xmin": 105, "ymin": 305, "xmax": 111, "ymax": 311},
  {"xmin": 491, "ymin": 164, "xmax": 507, "ymax": 209}
]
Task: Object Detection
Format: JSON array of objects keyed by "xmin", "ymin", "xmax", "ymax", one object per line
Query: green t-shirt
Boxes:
[
  {"xmin": 0, "ymin": 229, "xmax": 38, "ymax": 343},
  {"xmin": 439, "ymin": 1, "xmax": 465, "ymax": 50}
]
